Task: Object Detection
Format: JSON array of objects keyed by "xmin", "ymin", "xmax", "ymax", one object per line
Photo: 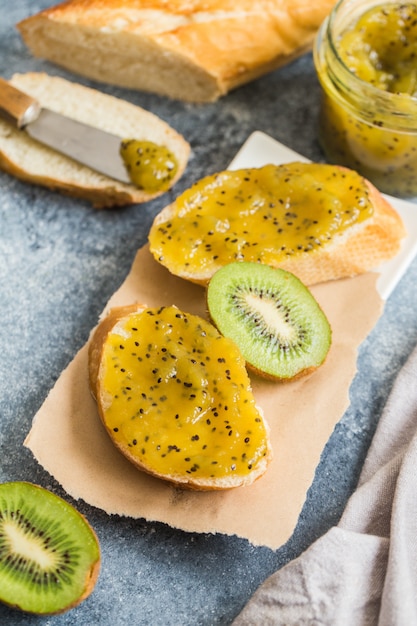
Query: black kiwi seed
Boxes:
[
  {"xmin": 207, "ymin": 261, "xmax": 332, "ymax": 380},
  {"xmin": 0, "ymin": 482, "xmax": 100, "ymax": 615}
]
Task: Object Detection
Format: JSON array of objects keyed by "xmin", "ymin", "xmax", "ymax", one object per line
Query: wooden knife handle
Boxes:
[{"xmin": 0, "ymin": 77, "xmax": 41, "ymax": 128}]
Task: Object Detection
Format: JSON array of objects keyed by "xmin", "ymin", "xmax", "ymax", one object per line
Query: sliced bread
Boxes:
[{"xmin": 0, "ymin": 72, "xmax": 190, "ymax": 207}]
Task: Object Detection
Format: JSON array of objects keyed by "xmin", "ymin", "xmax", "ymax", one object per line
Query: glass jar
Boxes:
[{"xmin": 313, "ymin": 0, "xmax": 417, "ymax": 198}]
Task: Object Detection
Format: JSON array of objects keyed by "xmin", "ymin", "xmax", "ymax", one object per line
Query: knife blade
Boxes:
[{"xmin": 0, "ymin": 77, "xmax": 131, "ymax": 184}]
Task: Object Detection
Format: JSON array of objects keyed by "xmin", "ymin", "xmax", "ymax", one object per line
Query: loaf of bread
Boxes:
[
  {"xmin": 148, "ymin": 162, "xmax": 406, "ymax": 286},
  {"xmin": 88, "ymin": 302, "xmax": 272, "ymax": 490},
  {"xmin": 17, "ymin": 0, "xmax": 337, "ymax": 103},
  {"xmin": 0, "ymin": 73, "xmax": 190, "ymax": 207}
]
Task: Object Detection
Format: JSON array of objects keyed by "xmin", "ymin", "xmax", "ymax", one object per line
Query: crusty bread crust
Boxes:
[
  {"xmin": 150, "ymin": 168, "xmax": 406, "ymax": 287},
  {"xmin": 17, "ymin": 0, "xmax": 337, "ymax": 102},
  {"xmin": 0, "ymin": 73, "xmax": 190, "ymax": 208},
  {"xmin": 88, "ymin": 303, "xmax": 272, "ymax": 490}
]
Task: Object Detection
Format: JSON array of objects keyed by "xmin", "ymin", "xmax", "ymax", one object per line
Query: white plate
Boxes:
[{"xmin": 229, "ymin": 131, "xmax": 417, "ymax": 300}]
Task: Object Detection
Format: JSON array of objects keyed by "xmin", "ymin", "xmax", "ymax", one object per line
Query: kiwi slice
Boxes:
[
  {"xmin": 0, "ymin": 481, "xmax": 100, "ymax": 615},
  {"xmin": 207, "ymin": 261, "xmax": 332, "ymax": 380}
]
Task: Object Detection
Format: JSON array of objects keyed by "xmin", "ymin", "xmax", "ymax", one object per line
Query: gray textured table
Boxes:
[{"xmin": 1, "ymin": 2, "xmax": 417, "ymax": 625}]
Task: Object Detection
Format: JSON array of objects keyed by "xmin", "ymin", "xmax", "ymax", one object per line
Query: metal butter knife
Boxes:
[{"xmin": 0, "ymin": 77, "xmax": 131, "ymax": 184}]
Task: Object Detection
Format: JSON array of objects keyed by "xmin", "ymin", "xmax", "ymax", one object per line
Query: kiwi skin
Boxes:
[
  {"xmin": 207, "ymin": 261, "xmax": 332, "ymax": 382},
  {"xmin": 0, "ymin": 481, "xmax": 101, "ymax": 615}
]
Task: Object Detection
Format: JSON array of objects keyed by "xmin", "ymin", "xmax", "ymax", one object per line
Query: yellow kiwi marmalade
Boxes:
[
  {"xmin": 120, "ymin": 139, "xmax": 178, "ymax": 192},
  {"xmin": 314, "ymin": 0, "xmax": 417, "ymax": 197},
  {"xmin": 149, "ymin": 163, "xmax": 373, "ymax": 280},
  {"xmin": 99, "ymin": 306, "xmax": 270, "ymax": 483}
]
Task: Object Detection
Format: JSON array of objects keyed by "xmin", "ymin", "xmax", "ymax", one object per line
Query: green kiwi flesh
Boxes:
[
  {"xmin": 0, "ymin": 482, "xmax": 100, "ymax": 615},
  {"xmin": 207, "ymin": 262, "xmax": 332, "ymax": 380}
]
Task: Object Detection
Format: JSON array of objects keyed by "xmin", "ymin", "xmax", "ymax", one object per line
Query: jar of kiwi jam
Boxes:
[{"xmin": 313, "ymin": 0, "xmax": 417, "ymax": 197}]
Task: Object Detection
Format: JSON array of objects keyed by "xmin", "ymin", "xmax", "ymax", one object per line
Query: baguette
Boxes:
[
  {"xmin": 0, "ymin": 73, "xmax": 190, "ymax": 208},
  {"xmin": 148, "ymin": 162, "xmax": 406, "ymax": 286},
  {"xmin": 17, "ymin": 0, "xmax": 337, "ymax": 103},
  {"xmin": 88, "ymin": 302, "xmax": 272, "ymax": 490}
]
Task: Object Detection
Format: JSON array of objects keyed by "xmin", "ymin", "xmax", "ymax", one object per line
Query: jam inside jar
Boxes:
[{"xmin": 314, "ymin": 0, "xmax": 417, "ymax": 198}]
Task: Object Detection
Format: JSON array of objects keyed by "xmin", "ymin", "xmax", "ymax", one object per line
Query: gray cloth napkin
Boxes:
[{"xmin": 233, "ymin": 345, "xmax": 417, "ymax": 625}]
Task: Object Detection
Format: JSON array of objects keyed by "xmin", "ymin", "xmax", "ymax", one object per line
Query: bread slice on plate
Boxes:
[
  {"xmin": 0, "ymin": 73, "xmax": 190, "ymax": 207},
  {"xmin": 148, "ymin": 162, "xmax": 406, "ymax": 286},
  {"xmin": 17, "ymin": 0, "xmax": 337, "ymax": 102}
]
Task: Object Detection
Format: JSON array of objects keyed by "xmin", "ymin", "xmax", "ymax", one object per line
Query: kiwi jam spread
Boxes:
[
  {"xmin": 99, "ymin": 306, "xmax": 269, "ymax": 482},
  {"xmin": 338, "ymin": 4, "xmax": 417, "ymax": 94},
  {"xmin": 314, "ymin": 2, "xmax": 417, "ymax": 197},
  {"xmin": 149, "ymin": 163, "xmax": 373, "ymax": 279},
  {"xmin": 120, "ymin": 139, "xmax": 179, "ymax": 192}
]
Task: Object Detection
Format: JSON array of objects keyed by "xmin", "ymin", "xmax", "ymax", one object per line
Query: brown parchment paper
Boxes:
[{"xmin": 24, "ymin": 245, "xmax": 383, "ymax": 549}]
